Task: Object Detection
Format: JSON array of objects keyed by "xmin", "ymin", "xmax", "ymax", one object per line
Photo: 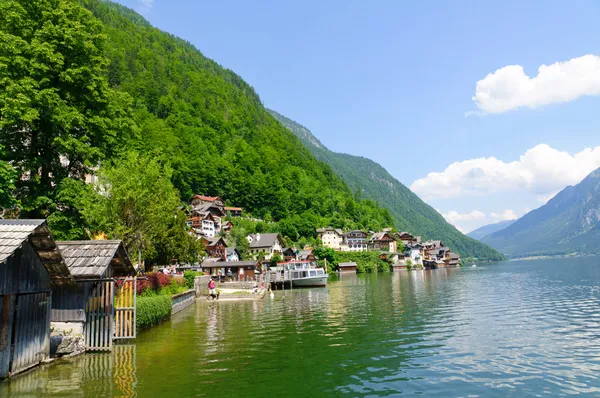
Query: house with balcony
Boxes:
[
  {"xmin": 344, "ymin": 230, "xmax": 368, "ymax": 251},
  {"xmin": 316, "ymin": 227, "xmax": 345, "ymax": 250},
  {"xmin": 369, "ymin": 232, "xmax": 397, "ymax": 252}
]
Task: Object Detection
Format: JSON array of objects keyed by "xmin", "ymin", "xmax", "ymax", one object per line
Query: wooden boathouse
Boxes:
[
  {"xmin": 338, "ymin": 262, "xmax": 358, "ymax": 273},
  {"xmin": 0, "ymin": 219, "xmax": 74, "ymax": 378},
  {"xmin": 51, "ymin": 240, "xmax": 137, "ymax": 352}
]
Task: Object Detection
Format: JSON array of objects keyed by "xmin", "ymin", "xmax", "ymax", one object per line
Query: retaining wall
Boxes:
[{"xmin": 171, "ymin": 290, "xmax": 196, "ymax": 314}]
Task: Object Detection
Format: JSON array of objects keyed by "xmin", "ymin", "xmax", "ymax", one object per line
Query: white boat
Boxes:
[{"xmin": 280, "ymin": 261, "xmax": 328, "ymax": 287}]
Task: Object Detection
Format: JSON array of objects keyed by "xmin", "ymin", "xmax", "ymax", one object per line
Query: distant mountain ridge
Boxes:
[
  {"xmin": 482, "ymin": 168, "xmax": 600, "ymax": 258},
  {"xmin": 467, "ymin": 220, "xmax": 516, "ymax": 241},
  {"xmin": 267, "ymin": 109, "xmax": 504, "ymax": 261}
]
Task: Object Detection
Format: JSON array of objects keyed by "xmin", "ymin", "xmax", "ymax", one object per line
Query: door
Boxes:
[{"xmin": 114, "ymin": 277, "xmax": 136, "ymax": 340}]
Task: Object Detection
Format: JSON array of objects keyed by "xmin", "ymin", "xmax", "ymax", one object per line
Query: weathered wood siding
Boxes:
[
  {"xmin": 0, "ymin": 295, "xmax": 16, "ymax": 378},
  {"xmin": 51, "ymin": 282, "xmax": 89, "ymax": 322},
  {"xmin": 0, "ymin": 242, "xmax": 51, "ymax": 295}
]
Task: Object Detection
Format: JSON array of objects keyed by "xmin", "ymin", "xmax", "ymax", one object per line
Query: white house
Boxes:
[
  {"xmin": 246, "ymin": 233, "xmax": 284, "ymax": 260},
  {"xmin": 316, "ymin": 227, "xmax": 344, "ymax": 250},
  {"xmin": 404, "ymin": 243, "xmax": 424, "ymax": 265}
]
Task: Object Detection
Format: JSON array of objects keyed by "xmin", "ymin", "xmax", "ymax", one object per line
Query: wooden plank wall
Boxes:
[
  {"xmin": 85, "ymin": 281, "xmax": 114, "ymax": 351},
  {"xmin": 114, "ymin": 278, "xmax": 136, "ymax": 339}
]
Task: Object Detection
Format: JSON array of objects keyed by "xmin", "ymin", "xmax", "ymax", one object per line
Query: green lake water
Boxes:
[{"xmin": 2, "ymin": 257, "xmax": 600, "ymax": 397}]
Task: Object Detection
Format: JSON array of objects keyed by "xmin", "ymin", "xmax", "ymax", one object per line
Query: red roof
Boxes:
[{"xmin": 192, "ymin": 194, "xmax": 220, "ymax": 202}]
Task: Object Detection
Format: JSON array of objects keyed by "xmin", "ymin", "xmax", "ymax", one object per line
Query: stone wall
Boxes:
[{"xmin": 171, "ymin": 289, "xmax": 196, "ymax": 314}]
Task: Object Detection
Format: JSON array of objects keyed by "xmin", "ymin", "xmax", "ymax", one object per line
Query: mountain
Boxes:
[
  {"xmin": 467, "ymin": 220, "xmax": 516, "ymax": 241},
  {"xmin": 482, "ymin": 168, "xmax": 600, "ymax": 258},
  {"xmin": 64, "ymin": 0, "xmax": 397, "ymax": 238},
  {"xmin": 267, "ymin": 110, "xmax": 505, "ymax": 261}
]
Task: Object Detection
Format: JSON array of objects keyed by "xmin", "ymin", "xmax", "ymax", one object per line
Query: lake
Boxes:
[{"xmin": 2, "ymin": 257, "xmax": 600, "ymax": 397}]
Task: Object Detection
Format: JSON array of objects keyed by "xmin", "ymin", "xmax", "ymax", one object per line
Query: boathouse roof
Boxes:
[
  {"xmin": 338, "ymin": 262, "xmax": 358, "ymax": 268},
  {"xmin": 0, "ymin": 219, "xmax": 74, "ymax": 285},
  {"xmin": 56, "ymin": 240, "xmax": 135, "ymax": 278}
]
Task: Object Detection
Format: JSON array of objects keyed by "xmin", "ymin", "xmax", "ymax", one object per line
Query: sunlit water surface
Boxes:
[{"xmin": 2, "ymin": 257, "xmax": 600, "ymax": 397}]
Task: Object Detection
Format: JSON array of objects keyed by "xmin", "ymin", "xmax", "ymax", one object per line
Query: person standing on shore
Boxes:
[{"xmin": 208, "ymin": 277, "xmax": 217, "ymax": 300}]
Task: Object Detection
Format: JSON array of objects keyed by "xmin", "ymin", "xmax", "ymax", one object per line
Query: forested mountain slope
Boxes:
[
  {"xmin": 483, "ymin": 168, "xmax": 600, "ymax": 258},
  {"xmin": 267, "ymin": 110, "xmax": 504, "ymax": 261},
  {"xmin": 467, "ymin": 220, "xmax": 516, "ymax": 241},
  {"xmin": 79, "ymin": 1, "xmax": 396, "ymax": 235}
]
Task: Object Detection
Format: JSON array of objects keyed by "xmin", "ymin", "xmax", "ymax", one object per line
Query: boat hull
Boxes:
[{"xmin": 291, "ymin": 276, "xmax": 328, "ymax": 287}]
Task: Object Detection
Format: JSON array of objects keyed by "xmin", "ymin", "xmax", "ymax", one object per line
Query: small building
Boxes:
[
  {"xmin": 369, "ymin": 232, "xmax": 397, "ymax": 252},
  {"xmin": 221, "ymin": 220, "xmax": 233, "ymax": 234},
  {"xmin": 447, "ymin": 252, "xmax": 460, "ymax": 267},
  {"xmin": 246, "ymin": 233, "xmax": 284, "ymax": 260},
  {"xmin": 224, "ymin": 206, "xmax": 243, "ymax": 217},
  {"xmin": 201, "ymin": 260, "xmax": 259, "ymax": 281},
  {"xmin": 338, "ymin": 262, "xmax": 357, "ymax": 273},
  {"xmin": 395, "ymin": 232, "xmax": 420, "ymax": 246},
  {"xmin": 226, "ymin": 247, "xmax": 241, "ymax": 262},
  {"xmin": 404, "ymin": 243, "xmax": 424, "ymax": 266},
  {"xmin": 191, "ymin": 194, "xmax": 224, "ymax": 210},
  {"xmin": 0, "ymin": 219, "xmax": 74, "ymax": 378},
  {"xmin": 316, "ymin": 227, "xmax": 344, "ymax": 250},
  {"xmin": 51, "ymin": 240, "xmax": 136, "ymax": 351}
]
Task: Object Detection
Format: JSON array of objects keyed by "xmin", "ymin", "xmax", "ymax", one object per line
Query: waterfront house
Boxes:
[
  {"xmin": 0, "ymin": 219, "xmax": 74, "ymax": 378},
  {"xmin": 446, "ymin": 252, "xmax": 460, "ymax": 267},
  {"xmin": 369, "ymin": 232, "xmax": 397, "ymax": 252},
  {"xmin": 226, "ymin": 247, "xmax": 241, "ymax": 262},
  {"xmin": 316, "ymin": 227, "xmax": 344, "ymax": 250},
  {"xmin": 202, "ymin": 237, "xmax": 227, "ymax": 260},
  {"xmin": 224, "ymin": 206, "xmax": 243, "ymax": 217},
  {"xmin": 51, "ymin": 240, "xmax": 137, "ymax": 351},
  {"xmin": 282, "ymin": 247, "xmax": 297, "ymax": 261},
  {"xmin": 338, "ymin": 262, "xmax": 358, "ymax": 273},
  {"xmin": 423, "ymin": 240, "xmax": 444, "ymax": 250},
  {"xmin": 246, "ymin": 233, "xmax": 284, "ymax": 260},
  {"xmin": 344, "ymin": 230, "xmax": 368, "ymax": 251},
  {"xmin": 404, "ymin": 243, "xmax": 424, "ymax": 265},
  {"xmin": 298, "ymin": 249, "xmax": 317, "ymax": 262}
]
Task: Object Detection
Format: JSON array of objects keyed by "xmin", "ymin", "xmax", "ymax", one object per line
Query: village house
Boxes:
[
  {"xmin": 224, "ymin": 206, "xmax": 243, "ymax": 217},
  {"xmin": 281, "ymin": 247, "xmax": 297, "ymax": 261},
  {"xmin": 246, "ymin": 233, "xmax": 284, "ymax": 260},
  {"xmin": 395, "ymin": 231, "xmax": 421, "ymax": 246},
  {"xmin": 316, "ymin": 227, "xmax": 344, "ymax": 250},
  {"xmin": 404, "ymin": 243, "xmax": 424, "ymax": 266},
  {"xmin": 369, "ymin": 232, "xmax": 397, "ymax": 252},
  {"xmin": 298, "ymin": 249, "xmax": 317, "ymax": 262},
  {"xmin": 344, "ymin": 230, "xmax": 368, "ymax": 251},
  {"xmin": 226, "ymin": 247, "xmax": 241, "ymax": 262},
  {"xmin": 200, "ymin": 260, "xmax": 259, "ymax": 281},
  {"xmin": 202, "ymin": 237, "xmax": 227, "ymax": 260},
  {"xmin": 191, "ymin": 194, "xmax": 224, "ymax": 210},
  {"xmin": 0, "ymin": 220, "xmax": 74, "ymax": 378}
]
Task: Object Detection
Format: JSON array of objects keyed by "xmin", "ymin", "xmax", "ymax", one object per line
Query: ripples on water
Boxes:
[{"xmin": 2, "ymin": 257, "xmax": 600, "ymax": 397}]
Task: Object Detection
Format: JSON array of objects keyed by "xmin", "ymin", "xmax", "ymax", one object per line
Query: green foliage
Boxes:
[
  {"xmin": 136, "ymin": 295, "xmax": 172, "ymax": 331},
  {"xmin": 159, "ymin": 278, "xmax": 188, "ymax": 296},
  {"xmin": 81, "ymin": 152, "xmax": 203, "ymax": 266},
  {"xmin": 268, "ymin": 109, "xmax": 505, "ymax": 262},
  {"xmin": 405, "ymin": 259, "xmax": 413, "ymax": 271},
  {"xmin": 0, "ymin": 0, "xmax": 136, "ymax": 217},
  {"xmin": 0, "ymin": 145, "xmax": 17, "ymax": 212},
  {"xmin": 313, "ymin": 246, "xmax": 338, "ymax": 273},
  {"xmin": 269, "ymin": 253, "xmax": 282, "ymax": 267},
  {"xmin": 183, "ymin": 270, "xmax": 203, "ymax": 289},
  {"xmin": 337, "ymin": 251, "xmax": 389, "ymax": 273}
]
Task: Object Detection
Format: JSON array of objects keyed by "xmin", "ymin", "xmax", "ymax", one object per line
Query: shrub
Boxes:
[
  {"xmin": 136, "ymin": 295, "xmax": 172, "ymax": 331},
  {"xmin": 183, "ymin": 270, "xmax": 203, "ymax": 289},
  {"xmin": 159, "ymin": 278, "xmax": 187, "ymax": 296}
]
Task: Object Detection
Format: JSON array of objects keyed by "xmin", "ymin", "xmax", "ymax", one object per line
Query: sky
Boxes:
[{"xmin": 117, "ymin": 0, "xmax": 600, "ymax": 233}]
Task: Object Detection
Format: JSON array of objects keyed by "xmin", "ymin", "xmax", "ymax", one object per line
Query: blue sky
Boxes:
[{"xmin": 117, "ymin": 0, "xmax": 600, "ymax": 233}]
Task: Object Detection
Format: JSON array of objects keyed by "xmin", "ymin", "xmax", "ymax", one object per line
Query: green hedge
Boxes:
[
  {"xmin": 337, "ymin": 251, "xmax": 391, "ymax": 273},
  {"xmin": 136, "ymin": 295, "xmax": 172, "ymax": 331}
]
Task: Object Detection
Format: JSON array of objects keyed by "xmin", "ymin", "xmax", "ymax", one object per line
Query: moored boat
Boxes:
[{"xmin": 279, "ymin": 261, "xmax": 328, "ymax": 287}]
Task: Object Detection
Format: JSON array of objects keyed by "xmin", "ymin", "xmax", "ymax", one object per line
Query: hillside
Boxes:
[
  {"xmin": 267, "ymin": 110, "xmax": 504, "ymax": 261},
  {"xmin": 483, "ymin": 168, "xmax": 600, "ymax": 258},
  {"xmin": 467, "ymin": 220, "xmax": 516, "ymax": 241}
]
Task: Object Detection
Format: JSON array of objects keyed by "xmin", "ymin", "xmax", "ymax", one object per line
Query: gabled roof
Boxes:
[
  {"xmin": 192, "ymin": 195, "xmax": 221, "ymax": 202},
  {"xmin": 226, "ymin": 247, "xmax": 241, "ymax": 258},
  {"xmin": 0, "ymin": 219, "xmax": 73, "ymax": 285},
  {"xmin": 248, "ymin": 233, "xmax": 282, "ymax": 249},
  {"xmin": 316, "ymin": 227, "xmax": 344, "ymax": 235},
  {"xmin": 369, "ymin": 232, "xmax": 395, "ymax": 242},
  {"xmin": 56, "ymin": 240, "xmax": 135, "ymax": 278},
  {"xmin": 206, "ymin": 237, "xmax": 227, "ymax": 247},
  {"xmin": 345, "ymin": 230, "xmax": 367, "ymax": 236},
  {"xmin": 338, "ymin": 262, "xmax": 357, "ymax": 268}
]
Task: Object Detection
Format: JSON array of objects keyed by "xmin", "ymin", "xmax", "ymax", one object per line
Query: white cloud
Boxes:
[
  {"xmin": 410, "ymin": 144, "xmax": 600, "ymax": 200},
  {"xmin": 442, "ymin": 209, "xmax": 519, "ymax": 234},
  {"xmin": 136, "ymin": 0, "xmax": 154, "ymax": 12},
  {"xmin": 472, "ymin": 54, "xmax": 600, "ymax": 114}
]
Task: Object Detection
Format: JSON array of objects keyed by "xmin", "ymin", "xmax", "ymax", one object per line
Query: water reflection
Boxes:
[{"xmin": 2, "ymin": 345, "xmax": 136, "ymax": 397}]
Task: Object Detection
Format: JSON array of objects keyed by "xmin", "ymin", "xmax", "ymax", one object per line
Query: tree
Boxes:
[
  {"xmin": 83, "ymin": 152, "xmax": 189, "ymax": 267},
  {"xmin": 0, "ymin": 0, "xmax": 136, "ymax": 216},
  {"xmin": 0, "ymin": 146, "xmax": 17, "ymax": 213}
]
